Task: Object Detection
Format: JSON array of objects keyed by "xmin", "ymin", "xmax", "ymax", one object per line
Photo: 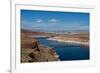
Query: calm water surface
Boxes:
[{"xmin": 36, "ymin": 37, "xmax": 89, "ymax": 61}]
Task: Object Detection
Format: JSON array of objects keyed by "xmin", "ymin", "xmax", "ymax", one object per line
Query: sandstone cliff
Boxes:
[{"xmin": 21, "ymin": 31, "xmax": 59, "ymax": 63}]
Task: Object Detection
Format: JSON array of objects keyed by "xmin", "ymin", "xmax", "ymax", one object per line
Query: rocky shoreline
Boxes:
[
  {"xmin": 21, "ymin": 34, "xmax": 60, "ymax": 63},
  {"xmin": 21, "ymin": 29, "xmax": 89, "ymax": 62}
]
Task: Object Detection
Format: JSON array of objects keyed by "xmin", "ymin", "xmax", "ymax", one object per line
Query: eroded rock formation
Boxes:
[{"xmin": 21, "ymin": 39, "xmax": 59, "ymax": 63}]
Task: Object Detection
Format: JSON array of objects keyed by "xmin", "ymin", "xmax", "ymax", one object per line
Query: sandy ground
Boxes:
[{"xmin": 47, "ymin": 37, "xmax": 89, "ymax": 45}]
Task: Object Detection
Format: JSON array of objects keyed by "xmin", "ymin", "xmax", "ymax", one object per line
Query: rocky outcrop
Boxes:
[
  {"xmin": 21, "ymin": 39, "xmax": 59, "ymax": 63},
  {"xmin": 21, "ymin": 29, "xmax": 59, "ymax": 63},
  {"xmin": 32, "ymin": 39, "xmax": 40, "ymax": 51}
]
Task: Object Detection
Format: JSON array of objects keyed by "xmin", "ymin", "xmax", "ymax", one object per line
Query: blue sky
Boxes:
[{"xmin": 21, "ymin": 9, "xmax": 89, "ymax": 32}]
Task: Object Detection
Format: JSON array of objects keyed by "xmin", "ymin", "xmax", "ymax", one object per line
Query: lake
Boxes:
[{"xmin": 36, "ymin": 37, "xmax": 90, "ymax": 61}]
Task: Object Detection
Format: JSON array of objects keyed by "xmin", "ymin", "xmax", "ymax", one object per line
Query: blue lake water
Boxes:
[{"xmin": 36, "ymin": 37, "xmax": 90, "ymax": 61}]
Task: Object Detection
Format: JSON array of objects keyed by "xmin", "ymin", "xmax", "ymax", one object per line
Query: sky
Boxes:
[{"xmin": 21, "ymin": 9, "xmax": 89, "ymax": 32}]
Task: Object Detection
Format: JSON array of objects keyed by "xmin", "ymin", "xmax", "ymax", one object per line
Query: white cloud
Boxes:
[
  {"xmin": 35, "ymin": 19, "xmax": 43, "ymax": 23},
  {"xmin": 48, "ymin": 19, "xmax": 58, "ymax": 23}
]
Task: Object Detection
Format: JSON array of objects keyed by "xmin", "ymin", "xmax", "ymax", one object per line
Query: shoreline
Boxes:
[{"xmin": 47, "ymin": 38, "xmax": 89, "ymax": 46}]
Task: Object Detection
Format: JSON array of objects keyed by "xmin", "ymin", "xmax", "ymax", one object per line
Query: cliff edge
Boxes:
[{"xmin": 21, "ymin": 33, "xmax": 59, "ymax": 63}]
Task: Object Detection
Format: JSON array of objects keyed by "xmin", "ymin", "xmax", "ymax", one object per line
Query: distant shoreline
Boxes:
[{"xmin": 47, "ymin": 38, "xmax": 89, "ymax": 46}]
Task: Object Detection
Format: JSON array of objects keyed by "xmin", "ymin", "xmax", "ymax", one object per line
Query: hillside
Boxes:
[{"xmin": 21, "ymin": 29, "xmax": 59, "ymax": 63}]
